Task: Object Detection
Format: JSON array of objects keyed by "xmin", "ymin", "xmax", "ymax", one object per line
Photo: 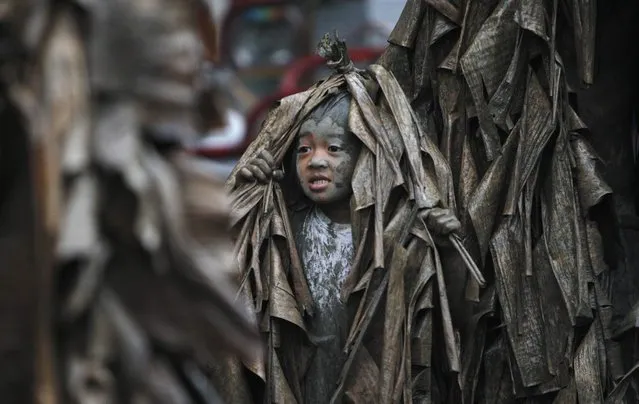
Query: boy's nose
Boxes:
[{"xmin": 309, "ymin": 156, "xmax": 329, "ymax": 169}]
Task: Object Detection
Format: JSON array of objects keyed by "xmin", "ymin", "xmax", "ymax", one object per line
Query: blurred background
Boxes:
[{"xmin": 192, "ymin": 0, "xmax": 405, "ymax": 177}]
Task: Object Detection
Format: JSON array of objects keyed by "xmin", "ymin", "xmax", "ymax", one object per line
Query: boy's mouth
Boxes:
[{"xmin": 308, "ymin": 175, "xmax": 331, "ymax": 192}]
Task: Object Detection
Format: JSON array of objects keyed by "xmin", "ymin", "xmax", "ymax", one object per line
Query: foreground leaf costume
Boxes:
[{"xmin": 227, "ymin": 36, "xmax": 473, "ymax": 402}]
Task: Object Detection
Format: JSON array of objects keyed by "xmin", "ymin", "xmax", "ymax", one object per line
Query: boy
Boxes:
[{"xmin": 234, "ymin": 88, "xmax": 461, "ymax": 402}]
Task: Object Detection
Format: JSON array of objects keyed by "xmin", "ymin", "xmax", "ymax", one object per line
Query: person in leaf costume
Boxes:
[
  {"xmin": 0, "ymin": 1, "xmax": 259, "ymax": 403},
  {"xmin": 227, "ymin": 34, "xmax": 483, "ymax": 403},
  {"xmin": 376, "ymin": 0, "xmax": 634, "ymax": 402}
]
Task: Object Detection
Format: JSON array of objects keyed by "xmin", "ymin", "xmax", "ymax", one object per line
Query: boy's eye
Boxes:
[
  {"xmin": 297, "ymin": 146, "xmax": 311, "ymax": 154},
  {"xmin": 328, "ymin": 145, "xmax": 342, "ymax": 153}
]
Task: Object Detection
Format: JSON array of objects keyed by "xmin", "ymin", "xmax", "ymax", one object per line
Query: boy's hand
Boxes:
[
  {"xmin": 420, "ymin": 208, "xmax": 461, "ymax": 236},
  {"xmin": 238, "ymin": 150, "xmax": 282, "ymax": 183}
]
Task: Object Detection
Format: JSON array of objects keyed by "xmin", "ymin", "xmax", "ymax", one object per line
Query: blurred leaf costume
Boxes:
[
  {"xmin": 0, "ymin": 0, "xmax": 259, "ymax": 403},
  {"xmin": 227, "ymin": 34, "xmax": 472, "ymax": 403}
]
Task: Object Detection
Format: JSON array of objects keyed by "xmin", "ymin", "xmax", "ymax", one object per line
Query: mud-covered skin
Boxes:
[
  {"xmin": 294, "ymin": 206, "xmax": 354, "ymax": 403},
  {"xmin": 295, "ymin": 116, "xmax": 360, "ymax": 209}
]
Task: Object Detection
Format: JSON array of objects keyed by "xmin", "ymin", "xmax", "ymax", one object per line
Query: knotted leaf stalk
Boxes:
[{"xmin": 317, "ymin": 31, "xmax": 361, "ymax": 74}]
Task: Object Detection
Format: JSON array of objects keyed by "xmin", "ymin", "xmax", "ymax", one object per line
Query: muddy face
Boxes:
[{"xmin": 295, "ymin": 114, "xmax": 360, "ymax": 205}]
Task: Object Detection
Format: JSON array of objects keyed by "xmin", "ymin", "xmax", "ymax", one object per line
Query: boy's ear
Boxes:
[{"xmin": 346, "ymin": 131, "xmax": 363, "ymax": 152}]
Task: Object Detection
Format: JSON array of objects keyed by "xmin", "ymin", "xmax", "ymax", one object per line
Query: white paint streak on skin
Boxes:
[
  {"xmin": 301, "ymin": 207, "xmax": 354, "ymax": 312},
  {"xmin": 299, "ymin": 206, "xmax": 354, "ymax": 402}
]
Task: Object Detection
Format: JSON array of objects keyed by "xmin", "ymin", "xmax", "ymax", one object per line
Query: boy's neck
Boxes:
[{"xmin": 317, "ymin": 201, "xmax": 351, "ymax": 224}]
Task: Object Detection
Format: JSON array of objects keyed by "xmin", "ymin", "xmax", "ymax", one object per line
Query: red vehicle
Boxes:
[{"xmin": 221, "ymin": 0, "xmax": 310, "ymax": 99}]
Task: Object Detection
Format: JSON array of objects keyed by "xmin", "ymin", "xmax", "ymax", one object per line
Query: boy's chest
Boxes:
[{"xmin": 293, "ymin": 208, "xmax": 355, "ymax": 311}]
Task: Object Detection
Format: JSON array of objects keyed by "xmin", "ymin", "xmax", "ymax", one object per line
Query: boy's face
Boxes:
[{"xmin": 295, "ymin": 113, "xmax": 360, "ymax": 205}]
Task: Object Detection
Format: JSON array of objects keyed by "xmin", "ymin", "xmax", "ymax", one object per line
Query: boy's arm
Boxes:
[{"xmin": 236, "ymin": 150, "xmax": 276, "ymax": 183}]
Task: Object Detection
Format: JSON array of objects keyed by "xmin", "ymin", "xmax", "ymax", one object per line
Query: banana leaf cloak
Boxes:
[{"xmin": 227, "ymin": 64, "xmax": 474, "ymax": 403}]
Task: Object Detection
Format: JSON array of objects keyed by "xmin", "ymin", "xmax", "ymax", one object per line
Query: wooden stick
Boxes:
[{"xmin": 449, "ymin": 234, "xmax": 486, "ymax": 287}]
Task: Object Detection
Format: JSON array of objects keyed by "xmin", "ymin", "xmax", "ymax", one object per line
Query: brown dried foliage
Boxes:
[
  {"xmin": 0, "ymin": 1, "xmax": 259, "ymax": 403},
  {"xmin": 378, "ymin": 0, "xmax": 636, "ymax": 402}
]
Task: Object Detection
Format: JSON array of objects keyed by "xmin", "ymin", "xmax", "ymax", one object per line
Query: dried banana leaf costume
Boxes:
[
  {"xmin": 227, "ymin": 44, "xmax": 467, "ymax": 402},
  {"xmin": 377, "ymin": 0, "xmax": 627, "ymax": 402}
]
